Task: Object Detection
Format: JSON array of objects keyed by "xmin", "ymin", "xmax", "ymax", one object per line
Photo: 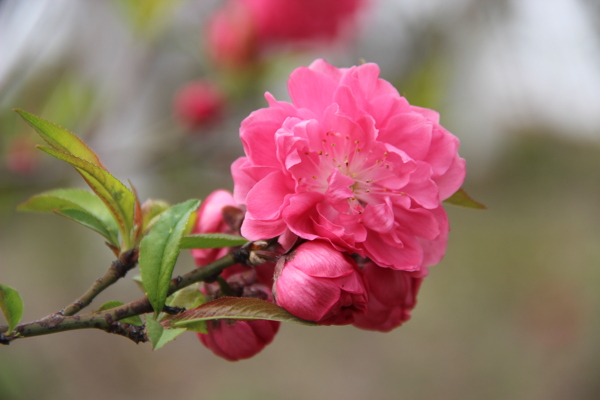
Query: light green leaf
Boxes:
[
  {"xmin": 167, "ymin": 297, "xmax": 317, "ymax": 328},
  {"xmin": 163, "ymin": 285, "xmax": 208, "ymax": 333},
  {"xmin": 444, "ymin": 188, "xmax": 487, "ymax": 210},
  {"xmin": 18, "ymin": 188, "xmax": 120, "ymax": 246},
  {"xmin": 95, "ymin": 301, "xmax": 144, "ymax": 326},
  {"xmin": 180, "ymin": 233, "xmax": 248, "ymax": 250},
  {"xmin": 140, "ymin": 199, "xmax": 170, "ymax": 231},
  {"xmin": 139, "ymin": 199, "xmax": 201, "ymax": 317},
  {"xmin": 0, "ymin": 284, "xmax": 24, "ymax": 333},
  {"xmin": 36, "ymin": 146, "xmax": 135, "ymax": 246},
  {"xmin": 56, "ymin": 209, "xmax": 120, "ymax": 247},
  {"xmin": 146, "ymin": 315, "xmax": 186, "ymax": 350},
  {"xmin": 15, "ymin": 109, "xmax": 104, "ymax": 168}
]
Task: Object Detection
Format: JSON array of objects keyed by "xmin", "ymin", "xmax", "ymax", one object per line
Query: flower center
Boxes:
[{"xmin": 297, "ymin": 131, "xmax": 403, "ymax": 214}]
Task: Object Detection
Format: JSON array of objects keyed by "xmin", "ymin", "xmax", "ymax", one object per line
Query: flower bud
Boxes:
[
  {"xmin": 191, "ymin": 190, "xmax": 240, "ymax": 267},
  {"xmin": 197, "ymin": 269, "xmax": 279, "ymax": 361},
  {"xmin": 274, "ymin": 241, "xmax": 368, "ymax": 325},
  {"xmin": 352, "ymin": 262, "xmax": 426, "ymax": 332},
  {"xmin": 173, "ymin": 80, "xmax": 225, "ymax": 130},
  {"xmin": 197, "ymin": 319, "xmax": 280, "ymax": 361}
]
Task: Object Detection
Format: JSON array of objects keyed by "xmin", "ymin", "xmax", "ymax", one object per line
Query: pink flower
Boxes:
[
  {"xmin": 232, "ymin": 59, "xmax": 466, "ymax": 271},
  {"xmin": 206, "ymin": 0, "xmax": 366, "ymax": 68},
  {"xmin": 353, "ymin": 261, "xmax": 426, "ymax": 332},
  {"xmin": 206, "ymin": 1, "xmax": 258, "ymax": 69},
  {"xmin": 273, "ymin": 241, "xmax": 368, "ymax": 325},
  {"xmin": 246, "ymin": 0, "xmax": 365, "ymax": 44},
  {"xmin": 173, "ymin": 80, "xmax": 225, "ymax": 129},
  {"xmin": 190, "ymin": 190, "xmax": 240, "ymax": 267},
  {"xmin": 197, "ymin": 319, "xmax": 280, "ymax": 361}
]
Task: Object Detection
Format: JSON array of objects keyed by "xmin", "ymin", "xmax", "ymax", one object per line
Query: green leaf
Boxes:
[
  {"xmin": 180, "ymin": 233, "xmax": 248, "ymax": 250},
  {"xmin": 36, "ymin": 146, "xmax": 135, "ymax": 245},
  {"xmin": 146, "ymin": 315, "xmax": 186, "ymax": 350},
  {"xmin": 163, "ymin": 285, "xmax": 208, "ymax": 333},
  {"xmin": 0, "ymin": 284, "xmax": 24, "ymax": 333},
  {"xmin": 139, "ymin": 199, "xmax": 201, "ymax": 317},
  {"xmin": 94, "ymin": 301, "xmax": 144, "ymax": 326},
  {"xmin": 167, "ymin": 297, "xmax": 318, "ymax": 328},
  {"xmin": 444, "ymin": 188, "xmax": 487, "ymax": 210},
  {"xmin": 140, "ymin": 199, "xmax": 170, "ymax": 231},
  {"xmin": 15, "ymin": 109, "xmax": 104, "ymax": 168},
  {"xmin": 18, "ymin": 188, "xmax": 120, "ymax": 246},
  {"xmin": 56, "ymin": 209, "xmax": 120, "ymax": 247}
]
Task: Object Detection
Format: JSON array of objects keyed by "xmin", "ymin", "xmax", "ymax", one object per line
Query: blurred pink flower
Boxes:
[
  {"xmin": 173, "ymin": 80, "xmax": 225, "ymax": 129},
  {"xmin": 6, "ymin": 136, "xmax": 38, "ymax": 175},
  {"xmin": 206, "ymin": 0, "xmax": 366, "ymax": 68},
  {"xmin": 198, "ymin": 319, "xmax": 280, "ymax": 361},
  {"xmin": 206, "ymin": 1, "xmax": 258, "ymax": 69},
  {"xmin": 353, "ymin": 261, "xmax": 426, "ymax": 332},
  {"xmin": 273, "ymin": 241, "xmax": 368, "ymax": 325},
  {"xmin": 232, "ymin": 59, "xmax": 465, "ymax": 271}
]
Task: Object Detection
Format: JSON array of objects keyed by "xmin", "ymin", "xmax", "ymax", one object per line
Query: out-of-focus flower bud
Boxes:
[
  {"xmin": 173, "ymin": 80, "xmax": 225, "ymax": 130},
  {"xmin": 6, "ymin": 136, "xmax": 38, "ymax": 175},
  {"xmin": 274, "ymin": 241, "xmax": 368, "ymax": 325},
  {"xmin": 206, "ymin": 1, "xmax": 258, "ymax": 69},
  {"xmin": 353, "ymin": 261, "xmax": 426, "ymax": 332}
]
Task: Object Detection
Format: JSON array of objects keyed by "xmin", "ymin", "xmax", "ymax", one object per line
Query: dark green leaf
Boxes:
[
  {"xmin": 15, "ymin": 109, "xmax": 105, "ymax": 167},
  {"xmin": 18, "ymin": 188, "xmax": 120, "ymax": 246},
  {"xmin": 180, "ymin": 233, "xmax": 248, "ymax": 250},
  {"xmin": 444, "ymin": 188, "xmax": 487, "ymax": 209},
  {"xmin": 146, "ymin": 315, "xmax": 185, "ymax": 350},
  {"xmin": 167, "ymin": 297, "xmax": 318, "ymax": 328},
  {"xmin": 95, "ymin": 301, "xmax": 143, "ymax": 326},
  {"xmin": 139, "ymin": 199, "xmax": 201, "ymax": 317},
  {"xmin": 0, "ymin": 284, "xmax": 24, "ymax": 333},
  {"xmin": 37, "ymin": 146, "xmax": 135, "ymax": 246}
]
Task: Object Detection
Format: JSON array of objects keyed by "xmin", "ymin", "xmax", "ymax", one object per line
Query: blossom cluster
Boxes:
[{"xmin": 193, "ymin": 59, "xmax": 465, "ymax": 361}]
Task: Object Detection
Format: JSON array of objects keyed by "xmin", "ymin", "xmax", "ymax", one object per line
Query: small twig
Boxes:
[
  {"xmin": 0, "ymin": 253, "xmax": 239, "ymax": 343},
  {"xmin": 60, "ymin": 249, "xmax": 139, "ymax": 317}
]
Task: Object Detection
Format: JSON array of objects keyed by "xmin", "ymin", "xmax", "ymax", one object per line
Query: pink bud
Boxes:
[
  {"xmin": 352, "ymin": 262, "xmax": 426, "ymax": 332},
  {"xmin": 173, "ymin": 80, "xmax": 225, "ymax": 130},
  {"xmin": 6, "ymin": 136, "xmax": 38, "ymax": 175},
  {"xmin": 191, "ymin": 190, "xmax": 240, "ymax": 267},
  {"xmin": 206, "ymin": 0, "xmax": 258, "ymax": 69},
  {"xmin": 198, "ymin": 269, "xmax": 280, "ymax": 361},
  {"xmin": 197, "ymin": 319, "xmax": 280, "ymax": 361},
  {"xmin": 274, "ymin": 241, "xmax": 368, "ymax": 325}
]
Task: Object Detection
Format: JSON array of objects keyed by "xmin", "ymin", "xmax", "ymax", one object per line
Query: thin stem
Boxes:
[
  {"xmin": 0, "ymin": 253, "xmax": 237, "ymax": 344},
  {"xmin": 60, "ymin": 249, "xmax": 139, "ymax": 317}
]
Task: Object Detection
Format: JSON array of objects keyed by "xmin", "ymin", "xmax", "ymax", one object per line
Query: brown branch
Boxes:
[
  {"xmin": 60, "ymin": 249, "xmax": 139, "ymax": 317},
  {"xmin": 0, "ymin": 253, "xmax": 237, "ymax": 344}
]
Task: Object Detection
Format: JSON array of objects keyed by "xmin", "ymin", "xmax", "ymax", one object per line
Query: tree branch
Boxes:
[
  {"xmin": 60, "ymin": 248, "xmax": 139, "ymax": 317},
  {"xmin": 0, "ymin": 253, "xmax": 237, "ymax": 344}
]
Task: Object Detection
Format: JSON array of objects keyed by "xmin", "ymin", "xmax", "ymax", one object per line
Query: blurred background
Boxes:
[{"xmin": 1, "ymin": 0, "xmax": 599, "ymax": 399}]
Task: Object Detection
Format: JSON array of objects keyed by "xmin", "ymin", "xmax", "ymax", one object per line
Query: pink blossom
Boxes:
[
  {"xmin": 190, "ymin": 190, "xmax": 240, "ymax": 267},
  {"xmin": 353, "ymin": 261, "xmax": 426, "ymax": 332},
  {"xmin": 232, "ymin": 59, "xmax": 466, "ymax": 271},
  {"xmin": 206, "ymin": 0, "xmax": 365, "ymax": 68},
  {"xmin": 273, "ymin": 241, "xmax": 368, "ymax": 325},
  {"xmin": 206, "ymin": 1, "xmax": 258, "ymax": 69},
  {"xmin": 197, "ymin": 319, "xmax": 280, "ymax": 361},
  {"xmin": 173, "ymin": 80, "xmax": 225, "ymax": 129}
]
